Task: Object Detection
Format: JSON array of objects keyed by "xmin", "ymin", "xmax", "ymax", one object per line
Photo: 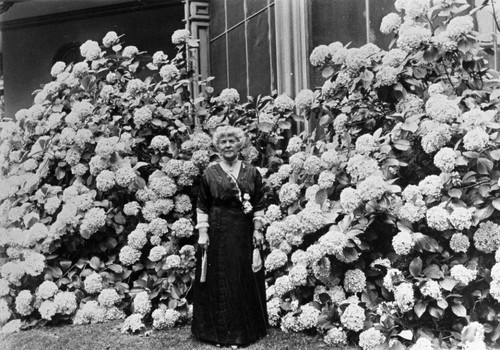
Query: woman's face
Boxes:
[{"xmin": 218, "ymin": 135, "xmax": 239, "ymax": 162}]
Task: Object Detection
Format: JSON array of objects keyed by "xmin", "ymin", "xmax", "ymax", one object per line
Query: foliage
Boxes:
[{"xmin": 0, "ymin": 29, "xmax": 295, "ymax": 334}]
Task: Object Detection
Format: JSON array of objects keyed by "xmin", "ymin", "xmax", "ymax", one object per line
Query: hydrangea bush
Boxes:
[
  {"xmin": 0, "ymin": 29, "xmax": 294, "ymax": 334},
  {"xmin": 262, "ymin": 0, "xmax": 500, "ymax": 349}
]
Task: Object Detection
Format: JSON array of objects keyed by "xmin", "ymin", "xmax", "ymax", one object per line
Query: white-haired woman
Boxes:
[{"xmin": 192, "ymin": 125, "xmax": 268, "ymax": 347}]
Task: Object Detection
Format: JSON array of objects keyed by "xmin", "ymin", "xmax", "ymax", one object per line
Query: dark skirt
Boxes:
[{"xmin": 191, "ymin": 206, "xmax": 268, "ymax": 346}]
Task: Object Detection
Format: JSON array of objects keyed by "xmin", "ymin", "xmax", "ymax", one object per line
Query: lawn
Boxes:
[{"xmin": 0, "ymin": 321, "xmax": 354, "ymax": 350}]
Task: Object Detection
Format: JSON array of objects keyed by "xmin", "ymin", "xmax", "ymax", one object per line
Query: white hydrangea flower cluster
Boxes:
[
  {"xmin": 133, "ymin": 291, "xmax": 151, "ymax": 315},
  {"xmin": 340, "ymin": 187, "xmax": 362, "ymax": 213},
  {"xmin": 421, "ymin": 122, "xmax": 452, "ymax": 154},
  {"xmin": 448, "ymin": 206, "xmax": 473, "ymax": 231},
  {"xmin": 148, "ymin": 246, "xmax": 167, "ymax": 262},
  {"xmin": 324, "ymin": 326, "xmax": 348, "ymax": 346},
  {"xmin": 121, "ymin": 313, "xmax": 145, "ymax": 333},
  {"xmin": 51, "ymin": 61, "xmax": 66, "ymax": 77},
  {"xmin": 426, "ymin": 204, "xmax": 451, "ymax": 231},
  {"xmin": 174, "ymin": 194, "xmax": 192, "ymax": 214},
  {"xmin": 152, "ymin": 308, "xmax": 181, "ymax": 329},
  {"xmin": 122, "ymin": 45, "xmax": 139, "ymax": 58},
  {"xmin": 410, "ymin": 337, "xmax": 434, "ymax": 350},
  {"xmin": 73, "ymin": 300, "xmax": 106, "ymax": 325},
  {"xmin": 123, "ymin": 201, "xmax": 141, "ymax": 216},
  {"xmin": 80, "ymin": 207, "xmax": 107, "ymax": 238},
  {"xmin": 80, "ymin": 40, "xmax": 102, "ymax": 61},
  {"xmin": 217, "ymin": 88, "xmax": 240, "ymax": 105},
  {"xmin": 295, "ymin": 89, "xmax": 315, "ymax": 111},
  {"xmin": 38, "ymin": 300, "xmax": 58, "ymax": 320},
  {"xmin": 433, "ymin": 147, "xmax": 456, "ymax": 172},
  {"xmin": 380, "ymin": 12, "xmax": 402, "ymax": 34},
  {"xmin": 149, "ymin": 175, "xmax": 177, "ymax": 199},
  {"xmin": 446, "ymin": 15, "xmax": 474, "ymax": 39},
  {"xmin": 383, "ymin": 269, "xmax": 404, "ymax": 292},
  {"xmin": 460, "ymin": 109, "xmax": 494, "ymax": 132},
  {"xmin": 266, "ymin": 221, "xmax": 286, "ymax": 249},
  {"xmin": 296, "ymin": 304, "xmax": 320, "ymax": 330},
  {"xmin": 115, "ymin": 166, "xmax": 136, "ymax": 187},
  {"xmin": 274, "ymin": 275, "xmax": 294, "ymax": 297},
  {"xmin": 355, "ymin": 134, "xmax": 377, "ymax": 154},
  {"xmin": 463, "ymin": 128, "xmax": 489, "ymax": 151},
  {"xmin": 333, "ymin": 113, "xmax": 349, "ymax": 134},
  {"xmin": 357, "ymin": 175, "xmax": 389, "ymax": 202},
  {"xmin": 309, "ymin": 45, "xmax": 332, "ymax": 67},
  {"xmin": 450, "ymin": 264, "xmax": 477, "ymax": 286},
  {"xmin": 420, "ymin": 280, "xmax": 443, "ymax": 300},
  {"xmin": 165, "ymin": 254, "xmax": 181, "ymax": 269},
  {"xmin": 119, "ymin": 245, "xmax": 141, "ymax": 266},
  {"xmin": 347, "ymin": 154, "xmax": 381, "ymax": 183},
  {"xmin": 97, "ymin": 288, "xmax": 121, "ymax": 308},
  {"xmin": 126, "ymin": 79, "xmax": 145, "ymax": 96},
  {"xmin": 377, "ymin": 66, "xmax": 399, "ymax": 86},
  {"xmin": 289, "ymin": 265, "xmax": 308, "ymax": 287},
  {"xmin": 15, "ymin": 290, "xmax": 34, "ymax": 316},
  {"xmin": 265, "ymin": 249, "xmax": 288, "ymax": 271},
  {"xmin": 340, "ymin": 303, "xmax": 365, "ymax": 331},
  {"xmin": 345, "ymin": 48, "xmax": 371, "ymax": 71},
  {"xmin": 53, "ymin": 291, "xmax": 78, "ymax": 315},
  {"xmin": 343, "ymin": 269, "xmax": 366, "ymax": 294},
  {"xmin": 274, "ymin": 94, "xmax": 295, "ymax": 110},
  {"xmin": 450, "ymin": 232, "xmax": 470, "ymax": 253},
  {"xmin": 267, "ymin": 298, "xmax": 281, "ymax": 327},
  {"xmin": 303, "ymin": 155, "xmax": 323, "ymax": 175},
  {"xmin": 418, "ymin": 175, "xmax": 443, "ymax": 198},
  {"xmin": 133, "ymin": 106, "xmax": 153, "ymax": 127},
  {"xmin": 425, "ymin": 94, "xmax": 461, "ymax": 123},
  {"xmin": 392, "ymin": 231, "xmax": 415, "ymax": 255},
  {"xmin": 84, "ymin": 272, "xmax": 103, "ymax": 294},
  {"xmin": 329, "ymin": 41, "xmax": 348, "ymax": 65},
  {"xmin": 279, "ymin": 182, "xmax": 301, "ymax": 205},
  {"xmin": 358, "ymin": 327, "xmax": 386, "ymax": 350},
  {"xmin": 171, "ymin": 218, "xmax": 193, "ymax": 238},
  {"xmin": 394, "ymin": 282, "xmax": 414, "ymax": 312},
  {"xmin": 286, "ymin": 136, "xmax": 303, "ymax": 154},
  {"xmin": 473, "ymin": 221, "xmax": 500, "ymax": 253},
  {"xmin": 102, "ymin": 31, "xmax": 119, "ymax": 47},
  {"xmin": 395, "ymin": 0, "xmax": 430, "ymax": 18},
  {"xmin": 397, "ymin": 23, "xmax": 432, "ymax": 52},
  {"xmin": 171, "ymin": 29, "xmax": 191, "ymax": 44}
]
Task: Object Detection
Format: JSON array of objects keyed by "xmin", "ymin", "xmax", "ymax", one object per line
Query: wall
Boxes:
[
  {"xmin": 209, "ymin": 0, "xmax": 277, "ymax": 98},
  {"xmin": 2, "ymin": 2, "xmax": 184, "ymax": 118}
]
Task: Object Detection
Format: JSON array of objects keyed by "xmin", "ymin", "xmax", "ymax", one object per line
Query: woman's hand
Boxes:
[
  {"xmin": 198, "ymin": 230, "xmax": 210, "ymax": 249},
  {"xmin": 253, "ymin": 230, "xmax": 264, "ymax": 247}
]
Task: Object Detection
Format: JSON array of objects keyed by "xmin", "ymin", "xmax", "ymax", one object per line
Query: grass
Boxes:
[{"xmin": 1, "ymin": 321, "xmax": 355, "ymax": 350}]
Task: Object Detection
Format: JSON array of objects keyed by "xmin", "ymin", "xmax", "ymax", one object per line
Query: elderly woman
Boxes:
[{"xmin": 191, "ymin": 126, "xmax": 268, "ymax": 347}]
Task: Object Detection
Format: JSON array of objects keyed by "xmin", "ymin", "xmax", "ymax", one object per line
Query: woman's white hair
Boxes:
[{"xmin": 212, "ymin": 125, "xmax": 246, "ymax": 150}]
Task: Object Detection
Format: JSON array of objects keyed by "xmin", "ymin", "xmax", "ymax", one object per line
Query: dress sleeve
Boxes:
[
  {"xmin": 251, "ymin": 167, "xmax": 266, "ymax": 213},
  {"xmin": 197, "ymin": 170, "xmax": 212, "ymax": 214}
]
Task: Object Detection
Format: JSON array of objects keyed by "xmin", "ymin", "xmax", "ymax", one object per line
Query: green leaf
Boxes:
[
  {"xmin": 448, "ymin": 188, "xmax": 462, "ymax": 199},
  {"xmin": 409, "ymin": 257, "xmax": 422, "ymax": 277},
  {"xmin": 414, "ymin": 301, "xmax": 428, "ymax": 318},
  {"xmin": 114, "ymin": 212, "xmax": 127, "ymax": 225},
  {"xmin": 473, "ymin": 204, "xmax": 494, "ymax": 224},
  {"xmin": 322, "ymin": 66, "xmax": 335, "ymax": 78},
  {"xmin": 315, "ymin": 189, "xmax": 328, "ymax": 206},
  {"xmin": 278, "ymin": 120, "xmax": 292, "ymax": 129},
  {"xmin": 89, "ymin": 257, "xmax": 101, "ymax": 270},
  {"xmin": 60, "ymin": 260, "xmax": 72, "ymax": 271},
  {"xmin": 393, "ymin": 139, "xmax": 411, "ymax": 151},
  {"xmin": 423, "ymin": 264, "xmax": 444, "ymax": 279},
  {"xmin": 389, "ymin": 340, "xmax": 406, "ymax": 350},
  {"xmin": 398, "ymin": 330, "xmax": 413, "ymax": 340},
  {"xmin": 477, "ymin": 157, "xmax": 494, "ymax": 174},
  {"xmin": 257, "ymin": 122, "xmax": 273, "ymax": 133},
  {"xmin": 440, "ymin": 277, "xmax": 458, "ymax": 291},
  {"xmin": 451, "ymin": 303, "xmax": 467, "ymax": 317},
  {"xmin": 437, "ymin": 298, "xmax": 448, "ymax": 309},
  {"xmin": 319, "ymin": 115, "xmax": 332, "ymax": 126},
  {"xmin": 413, "ymin": 232, "xmax": 441, "ymax": 253}
]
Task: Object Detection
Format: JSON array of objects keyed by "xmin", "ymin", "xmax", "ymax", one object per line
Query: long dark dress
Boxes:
[{"xmin": 192, "ymin": 162, "xmax": 268, "ymax": 346}]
